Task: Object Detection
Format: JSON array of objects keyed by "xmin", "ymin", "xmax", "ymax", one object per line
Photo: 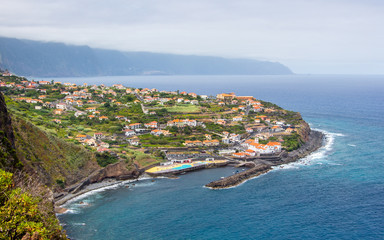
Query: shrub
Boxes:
[{"xmin": 0, "ymin": 169, "xmax": 67, "ymax": 239}]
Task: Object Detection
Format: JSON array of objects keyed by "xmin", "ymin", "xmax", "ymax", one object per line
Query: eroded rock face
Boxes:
[
  {"xmin": 89, "ymin": 161, "xmax": 141, "ymax": 183},
  {"xmin": 297, "ymin": 120, "xmax": 311, "ymax": 142}
]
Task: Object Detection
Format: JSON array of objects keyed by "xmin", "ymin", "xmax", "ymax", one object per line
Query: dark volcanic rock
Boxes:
[{"xmin": 205, "ymin": 164, "xmax": 272, "ymax": 189}]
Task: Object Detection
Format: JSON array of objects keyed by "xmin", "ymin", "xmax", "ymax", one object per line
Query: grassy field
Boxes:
[{"xmin": 166, "ymin": 104, "xmax": 201, "ymax": 113}]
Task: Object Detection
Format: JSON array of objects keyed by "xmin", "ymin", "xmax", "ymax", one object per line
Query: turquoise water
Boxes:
[
  {"xmin": 173, "ymin": 164, "xmax": 192, "ymax": 170},
  {"xmin": 56, "ymin": 75, "xmax": 384, "ymax": 239}
]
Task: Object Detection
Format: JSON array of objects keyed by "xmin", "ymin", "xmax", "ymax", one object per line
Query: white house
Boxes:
[
  {"xmin": 124, "ymin": 129, "xmax": 136, "ymax": 137},
  {"xmin": 232, "ymin": 116, "xmax": 243, "ymax": 122}
]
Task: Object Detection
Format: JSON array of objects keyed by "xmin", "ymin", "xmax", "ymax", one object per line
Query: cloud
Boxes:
[{"xmin": 0, "ymin": 0, "xmax": 383, "ymax": 73}]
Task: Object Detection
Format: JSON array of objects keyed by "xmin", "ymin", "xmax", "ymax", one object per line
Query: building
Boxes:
[
  {"xmin": 94, "ymin": 132, "xmax": 104, "ymax": 139},
  {"xmin": 144, "ymin": 121, "xmax": 158, "ymax": 129},
  {"xmin": 123, "ymin": 129, "xmax": 135, "ymax": 137},
  {"xmin": 216, "ymin": 93, "xmax": 236, "ymax": 101},
  {"xmin": 129, "ymin": 123, "xmax": 142, "ymax": 129}
]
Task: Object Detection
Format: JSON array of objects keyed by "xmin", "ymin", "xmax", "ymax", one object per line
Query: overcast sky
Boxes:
[{"xmin": 0, "ymin": 0, "xmax": 383, "ymax": 74}]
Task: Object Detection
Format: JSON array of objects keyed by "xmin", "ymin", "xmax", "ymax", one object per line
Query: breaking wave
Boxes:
[{"xmin": 272, "ymin": 128, "xmax": 344, "ymax": 171}]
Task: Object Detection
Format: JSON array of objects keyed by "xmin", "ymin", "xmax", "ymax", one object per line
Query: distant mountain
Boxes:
[{"xmin": 0, "ymin": 37, "xmax": 293, "ymax": 77}]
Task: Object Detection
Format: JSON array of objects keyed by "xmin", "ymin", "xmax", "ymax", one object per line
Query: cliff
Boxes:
[
  {"xmin": 0, "ymin": 36, "xmax": 293, "ymax": 77},
  {"xmin": 0, "ymin": 93, "xmax": 68, "ymax": 239},
  {"xmin": 0, "ymin": 92, "xmax": 21, "ymax": 171}
]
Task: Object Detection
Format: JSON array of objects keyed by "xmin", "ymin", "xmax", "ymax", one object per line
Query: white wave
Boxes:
[
  {"xmin": 272, "ymin": 128, "xmax": 343, "ymax": 171},
  {"xmin": 63, "ymin": 209, "xmax": 79, "ymax": 214},
  {"xmin": 206, "ymin": 128, "xmax": 343, "ymax": 190},
  {"xmin": 72, "ymin": 222, "xmax": 86, "ymax": 226},
  {"xmin": 348, "ymin": 144, "xmax": 356, "ymax": 147},
  {"xmin": 62, "ymin": 176, "xmax": 154, "ymax": 210}
]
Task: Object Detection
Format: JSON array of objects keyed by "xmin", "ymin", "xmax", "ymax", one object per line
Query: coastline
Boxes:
[
  {"xmin": 55, "ymin": 176, "xmax": 153, "ymax": 212},
  {"xmin": 55, "ymin": 130, "xmax": 324, "ymax": 208},
  {"xmin": 205, "ymin": 129, "xmax": 325, "ymax": 189}
]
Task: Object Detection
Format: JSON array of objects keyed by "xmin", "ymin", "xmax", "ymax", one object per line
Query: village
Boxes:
[{"xmin": 0, "ymin": 72, "xmax": 305, "ymax": 174}]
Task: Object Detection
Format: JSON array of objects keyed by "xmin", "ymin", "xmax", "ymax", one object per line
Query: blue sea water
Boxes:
[{"xmin": 53, "ymin": 75, "xmax": 384, "ymax": 240}]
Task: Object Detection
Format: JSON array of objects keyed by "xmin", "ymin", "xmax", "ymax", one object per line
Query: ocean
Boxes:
[{"xmin": 51, "ymin": 75, "xmax": 384, "ymax": 239}]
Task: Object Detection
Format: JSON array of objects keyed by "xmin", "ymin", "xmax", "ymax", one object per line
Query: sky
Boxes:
[{"xmin": 0, "ymin": 0, "xmax": 383, "ymax": 74}]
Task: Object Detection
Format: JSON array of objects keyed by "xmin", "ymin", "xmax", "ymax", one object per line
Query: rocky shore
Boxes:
[{"xmin": 205, "ymin": 130, "xmax": 324, "ymax": 189}]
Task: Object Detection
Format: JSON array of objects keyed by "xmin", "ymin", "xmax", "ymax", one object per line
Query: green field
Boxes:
[{"xmin": 166, "ymin": 104, "xmax": 201, "ymax": 113}]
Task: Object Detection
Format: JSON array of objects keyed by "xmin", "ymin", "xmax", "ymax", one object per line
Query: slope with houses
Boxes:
[{"xmin": 1, "ymin": 72, "xmax": 306, "ymax": 169}]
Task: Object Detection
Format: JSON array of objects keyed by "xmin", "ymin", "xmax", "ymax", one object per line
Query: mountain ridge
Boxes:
[{"xmin": 0, "ymin": 36, "xmax": 293, "ymax": 77}]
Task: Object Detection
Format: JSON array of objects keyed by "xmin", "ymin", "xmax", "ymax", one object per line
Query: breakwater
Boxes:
[{"xmin": 205, "ymin": 130, "xmax": 324, "ymax": 189}]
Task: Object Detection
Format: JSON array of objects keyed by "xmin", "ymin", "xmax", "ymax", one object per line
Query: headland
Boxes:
[{"xmin": 0, "ymin": 71, "xmax": 323, "ymax": 207}]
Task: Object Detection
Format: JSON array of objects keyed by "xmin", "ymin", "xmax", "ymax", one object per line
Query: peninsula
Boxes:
[{"xmin": 0, "ymin": 70, "xmax": 323, "ymax": 238}]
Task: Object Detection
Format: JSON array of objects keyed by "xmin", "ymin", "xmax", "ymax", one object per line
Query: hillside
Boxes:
[
  {"xmin": 0, "ymin": 36, "xmax": 293, "ymax": 77},
  {"xmin": 12, "ymin": 115, "xmax": 101, "ymax": 191},
  {"xmin": 0, "ymin": 93, "xmax": 68, "ymax": 239}
]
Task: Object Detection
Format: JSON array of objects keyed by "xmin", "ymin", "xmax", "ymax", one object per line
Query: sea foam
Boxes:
[
  {"xmin": 272, "ymin": 128, "xmax": 344, "ymax": 171},
  {"xmin": 62, "ymin": 176, "xmax": 153, "ymax": 213}
]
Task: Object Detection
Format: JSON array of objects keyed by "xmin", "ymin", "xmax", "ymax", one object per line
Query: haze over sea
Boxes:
[{"xmin": 48, "ymin": 75, "xmax": 384, "ymax": 239}]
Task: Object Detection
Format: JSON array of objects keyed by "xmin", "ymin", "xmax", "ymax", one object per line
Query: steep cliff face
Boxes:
[
  {"xmin": 297, "ymin": 118, "xmax": 311, "ymax": 142},
  {"xmin": 0, "ymin": 93, "xmax": 21, "ymax": 171}
]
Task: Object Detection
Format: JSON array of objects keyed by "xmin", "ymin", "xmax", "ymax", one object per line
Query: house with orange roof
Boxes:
[
  {"xmin": 271, "ymin": 125, "xmax": 284, "ymax": 132},
  {"xmin": 252, "ymin": 106, "xmax": 262, "ymax": 112},
  {"xmin": 216, "ymin": 119, "xmax": 226, "ymax": 125},
  {"xmin": 249, "ymin": 142, "xmax": 269, "ymax": 154},
  {"xmin": 232, "ymin": 152, "xmax": 249, "ymax": 158},
  {"xmin": 124, "ymin": 129, "xmax": 136, "ymax": 137},
  {"xmin": 86, "ymin": 107, "xmax": 96, "ymax": 112},
  {"xmin": 151, "ymin": 129, "xmax": 171, "ymax": 136},
  {"xmin": 94, "ymin": 132, "xmax": 104, "ymax": 139},
  {"xmin": 167, "ymin": 119, "xmax": 197, "ymax": 128},
  {"xmin": 246, "ymin": 128, "xmax": 254, "ymax": 133},
  {"xmin": 266, "ymin": 142, "xmax": 282, "ymax": 152},
  {"xmin": 88, "ymin": 115, "xmax": 95, "ymax": 119},
  {"xmin": 232, "ymin": 116, "xmax": 243, "ymax": 122},
  {"xmin": 203, "ymin": 139, "xmax": 220, "ymax": 147},
  {"xmin": 99, "ymin": 116, "xmax": 109, "ymax": 121},
  {"xmin": 54, "ymin": 109, "xmax": 64, "ymax": 115},
  {"xmin": 285, "ymin": 128, "xmax": 294, "ymax": 133},
  {"xmin": 217, "ymin": 93, "xmax": 236, "ymax": 100},
  {"xmin": 76, "ymin": 134, "xmax": 87, "ymax": 141},
  {"xmin": 144, "ymin": 121, "xmax": 158, "ymax": 129}
]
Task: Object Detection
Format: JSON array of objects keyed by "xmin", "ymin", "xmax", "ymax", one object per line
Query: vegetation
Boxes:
[
  {"xmin": 165, "ymin": 104, "xmax": 201, "ymax": 113},
  {"xmin": 96, "ymin": 152, "xmax": 119, "ymax": 167},
  {"xmin": 282, "ymin": 133, "xmax": 303, "ymax": 151},
  {"xmin": 0, "ymin": 169, "xmax": 67, "ymax": 239}
]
